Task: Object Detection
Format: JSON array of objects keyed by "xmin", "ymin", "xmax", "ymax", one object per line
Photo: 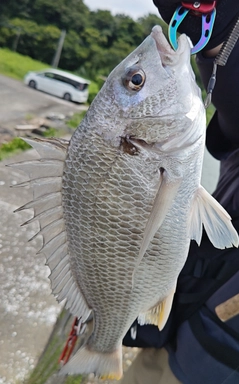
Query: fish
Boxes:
[{"xmin": 10, "ymin": 25, "xmax": 238, "ymax": 380}]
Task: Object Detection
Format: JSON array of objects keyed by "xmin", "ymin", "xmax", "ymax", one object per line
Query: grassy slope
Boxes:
[
  {"xmin": 0, "ymin": 47, "xmax": 97, "ymax": 93},
  {"xmin": 0, "ymin": 47, "xmax": 48, "ymax": 80}
]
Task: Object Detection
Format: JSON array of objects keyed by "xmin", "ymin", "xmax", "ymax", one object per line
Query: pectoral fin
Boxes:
[
  {"xmin": 189, "ymin": 186, "xmax": 239, "ymax": 248},
  {"xmin": 138, "ymin": 284, "xmax": 176, "ymax": 331},
  {"xmin": 133, "ymin": 171, "xmax": 181, "ymax": 278}
]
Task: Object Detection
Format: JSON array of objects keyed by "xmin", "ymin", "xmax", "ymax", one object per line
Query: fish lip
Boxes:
[
  {"xmin": 151, "ymin": 25, "xmax": 179, "ymax": 65},
  {"xmin": 151, "ymin": 26, "xmax": 174, "ymax": 55}
]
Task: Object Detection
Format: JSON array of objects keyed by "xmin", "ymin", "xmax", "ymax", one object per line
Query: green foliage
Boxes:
[
  {"xmin": 42, "ymin": 127, "xmax": 58, "ymax": 137},
  {"xmin": 0, "ymin": 0, "xmax": 89, "ymax": 30},
  {"xmin": 138, "ymin": 14, "xmax": 168, "ymax": 36},
  {"xmin": 0, "ymin": 18, "xmax": 61, "ymax": 63},
  {"xmin": 0, "ymin": 1, "xmax": 165, "ymax": 77},
  {"xmin": 87, "ymin": 81, "xmax": 100, "ymax": 104},
  {"xmin": 0, "ymin": 137, "xmax": 31, "ymax": 160},
  {"xmin": 64, "ymin": 376, "xmax": 83, "ymax": 384}
]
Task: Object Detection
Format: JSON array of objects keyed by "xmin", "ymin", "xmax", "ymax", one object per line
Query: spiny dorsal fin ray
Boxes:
[
  {"xmin": 14, "ymin": 192, "xmax": 62, "ymax": 215},
  {"xmin": 189, "ymin": 186, "xmax": 239, "ymax": 248},
  {"xmin": 21, "ymin": 206, "xmax": 62, "ymax": 227},
  {"xmin": 38, "ymin": 232, "xmax": 66, "ymax": 255},
  {"xmin": 11, "ymin": 177, "xmax": 62, "ymax": 199},
  {"xmin": 12, "ymin": 137, "xmax": 91, "ymax": 322},
  {"xmin": 23, "ymin": 137, "xmax": 69, "ymax": 160},
  {"xmin": 28, "ymin": 218, "xmax": 65, "ymax": 243},
  {"xmin": 9, "ymin": 159, "xmax": 64, "ymax": 179},
  {"xmin": 45, "ymin": 242, "xmax": 68, "ymax": 270}
]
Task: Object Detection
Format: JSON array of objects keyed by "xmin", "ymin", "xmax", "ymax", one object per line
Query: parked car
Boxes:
[{"xmin": 24, "ymin": 68, "xmax": 90, "ymax": 103}]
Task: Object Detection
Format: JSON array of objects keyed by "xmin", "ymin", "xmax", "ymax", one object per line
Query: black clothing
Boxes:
[
  {"xmin": 196, "ymin": 42, "xmax": 239, "ymax": 159},
  {"xmin": 213, "ymin": 149, "xmax": 239, "ymax": 216}
]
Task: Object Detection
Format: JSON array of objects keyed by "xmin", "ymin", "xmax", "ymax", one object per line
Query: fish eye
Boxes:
[{"xmin": 122, "ymin": 67, "xmax": 146, "ymax": 91}]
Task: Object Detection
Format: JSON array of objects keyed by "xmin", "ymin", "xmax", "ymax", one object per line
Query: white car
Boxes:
[{"xmin": 24, "ymin": 68, "xmax": 90, "ymax": 103}]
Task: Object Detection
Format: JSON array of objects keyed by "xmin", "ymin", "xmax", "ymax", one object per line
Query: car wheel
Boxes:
[
  {"xmin": 29, "ymin": 80, "xmax": 37, "ymax": 89},
  {"xmin": 63, "ymin": 93, "xmax": 71, "ymax": 101}
]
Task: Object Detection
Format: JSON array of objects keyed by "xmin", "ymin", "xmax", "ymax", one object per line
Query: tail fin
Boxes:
[{"xmin": 60, "ymin": 344, "xmax": 123, "ymax": 380}]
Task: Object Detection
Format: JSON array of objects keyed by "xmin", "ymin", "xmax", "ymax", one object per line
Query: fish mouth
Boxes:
[{"xmin": 150, "ymin": 25, "xmax": 183, "ymax": 65}]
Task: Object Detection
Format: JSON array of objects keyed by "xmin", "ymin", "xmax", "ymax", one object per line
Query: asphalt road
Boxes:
[{"xmin": 0, "ymin": 74, "xmax": 81, "ymax": 129}]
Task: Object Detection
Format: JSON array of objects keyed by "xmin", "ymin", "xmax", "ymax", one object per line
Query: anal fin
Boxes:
[{"xmin": 138, "ymin": 284, "xmax": 176, "ymax": 331}]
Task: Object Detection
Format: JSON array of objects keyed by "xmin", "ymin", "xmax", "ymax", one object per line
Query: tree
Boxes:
[
  {"xmin": 138, "ymin": 13, "xmax": 168, "ymax": 36},
  {"xmin": 89, "ymin": 10, "xmax": 116, "ymax": 47},
  {"xmin": 32, "ymin": 0, "xmax": 90, "ymax": 31},
  {"xmin": 0, "ymin": 0, "xmax": 32, "ymax": 21},
  {"xmin": 0, "ymin": 1, "xmax": 173, "ymax": 81},
  {"xmin": 0, "ymin": 18, "xmax": 61, "ymax": 63}
]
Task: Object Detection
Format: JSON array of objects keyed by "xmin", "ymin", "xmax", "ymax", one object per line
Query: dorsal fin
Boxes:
[{"xmin": 9, "ymin": 138, "xmax": 92, "ymax": 322}]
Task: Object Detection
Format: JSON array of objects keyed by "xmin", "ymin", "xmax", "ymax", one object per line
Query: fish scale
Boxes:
[
  {"xmin": 61, "ymin": 127, "xmax": 192, "ymax": 354},
  {"xmin": 11, "ymin": 25, "xmax": 238, "ymax": 380}
]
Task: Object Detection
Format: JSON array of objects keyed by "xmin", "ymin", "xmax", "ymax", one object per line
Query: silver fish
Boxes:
[{"xmin": 11, "ymin": 25, "xmax": 238, "ymax": 380}]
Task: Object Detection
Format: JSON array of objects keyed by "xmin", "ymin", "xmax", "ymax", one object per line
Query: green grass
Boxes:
[
  {"xmin": 0, "ymin": 137, "xmax": 31, "ymax": 160},
  {"xmin": 42, "ymin": 127, "xmax": 59, "ymax": 137},
  {"xmin": 0, "ymin": 47, "xmax": 48, "ymax": 80},
  {"xmin": 65, "ymin": 377, "xmax": 83, "ymax": 384}
]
